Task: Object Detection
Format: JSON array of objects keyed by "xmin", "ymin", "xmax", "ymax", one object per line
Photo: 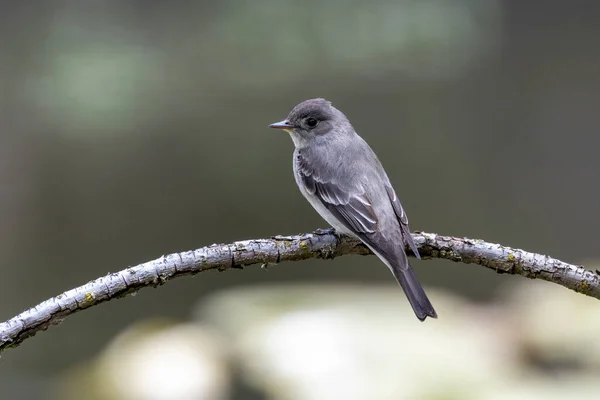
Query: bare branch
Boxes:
[{"xmin": 1, "ymin": 231, "xmax": 598, "ymax": 353}]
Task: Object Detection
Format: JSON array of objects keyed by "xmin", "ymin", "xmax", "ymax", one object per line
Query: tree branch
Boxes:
[{"xmin": 1, "ymin": 231, "xmax": 598, "ymax": 352}]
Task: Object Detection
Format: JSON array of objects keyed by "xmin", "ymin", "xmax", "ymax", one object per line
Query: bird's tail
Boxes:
[{"xmin": 391, "ymin": 255, "xmax": 437, "ymax": 321}]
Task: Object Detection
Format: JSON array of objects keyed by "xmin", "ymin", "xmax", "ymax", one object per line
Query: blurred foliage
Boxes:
[
  {"xmin": 58, "ymin": 280, "xmax": 600, "ymax": 399},
  {"xmin": 0, "ymin": 1, "xmax": 599, "ymax": 399}
]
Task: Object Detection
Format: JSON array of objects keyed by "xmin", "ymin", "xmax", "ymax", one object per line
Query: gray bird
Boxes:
[{"xmin": 270, "ymin": 98, "xmax": 437, "ymax": 321}]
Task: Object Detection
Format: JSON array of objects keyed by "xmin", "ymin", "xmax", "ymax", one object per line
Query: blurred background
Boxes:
[{"xmin": 1, "ymin": 0, "xmax": 599, "ymax": 399}]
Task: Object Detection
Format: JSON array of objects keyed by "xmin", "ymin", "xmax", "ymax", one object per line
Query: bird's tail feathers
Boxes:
[{"xmin": 391, "ymin": 256, "xmax": 437, "ymax": 321}]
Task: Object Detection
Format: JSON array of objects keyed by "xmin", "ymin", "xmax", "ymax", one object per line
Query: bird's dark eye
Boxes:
[{"xmin": 305, "ymin": 117, "xmax": 318, "ymax": 127}]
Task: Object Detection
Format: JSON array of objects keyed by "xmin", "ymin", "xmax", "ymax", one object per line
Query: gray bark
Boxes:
[{"xmin": 1, "ymin": 231, "xmax": 598, "ymax": 353}]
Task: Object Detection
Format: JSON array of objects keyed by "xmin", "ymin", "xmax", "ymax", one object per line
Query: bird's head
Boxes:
[{"xmin": 269, "ymin": 98, "xmax": 351, "ymax": 147}]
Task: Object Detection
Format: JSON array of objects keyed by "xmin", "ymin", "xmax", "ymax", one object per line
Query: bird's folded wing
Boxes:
[
  {"xmin": 299, "ymin": 168, "xmax": 378, "ymax": 234},
  {"xmin": 384, "ymin": 185, "xmax": 420, "ymax": 259}
]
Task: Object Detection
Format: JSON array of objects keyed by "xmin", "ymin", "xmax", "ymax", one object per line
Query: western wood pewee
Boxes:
[{"xmin": 270, "ymin": 98, "xmax": 437, "ymax": 321}]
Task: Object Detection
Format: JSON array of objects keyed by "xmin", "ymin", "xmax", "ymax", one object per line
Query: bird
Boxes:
[{"xmin": 269, "ymin": 98, "xmax": 437, "ymax": 321}]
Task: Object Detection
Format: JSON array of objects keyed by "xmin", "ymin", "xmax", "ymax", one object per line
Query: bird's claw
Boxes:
[{"xmin": 313, "ymin": 227, "xmax": 336, "ymax": 235}]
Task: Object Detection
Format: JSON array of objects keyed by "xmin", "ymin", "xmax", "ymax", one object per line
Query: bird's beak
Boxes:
[{"xmin": 269, "ymin": 120, "xmax": 294, "ymax": 130}]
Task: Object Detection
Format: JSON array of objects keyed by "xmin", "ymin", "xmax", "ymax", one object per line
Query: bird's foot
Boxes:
[{"xmin": 313, "ymin": 227, "xmax": 336, "ymax": 235}]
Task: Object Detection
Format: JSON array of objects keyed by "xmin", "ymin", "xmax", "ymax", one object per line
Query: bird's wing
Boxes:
[
  {"xmin": 297, "ymin": 159, "xmax": 378, "ymax": 234},
  {"xmin": 384, "ymin": 185, "xmax": 420, "ymax": 259}
]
